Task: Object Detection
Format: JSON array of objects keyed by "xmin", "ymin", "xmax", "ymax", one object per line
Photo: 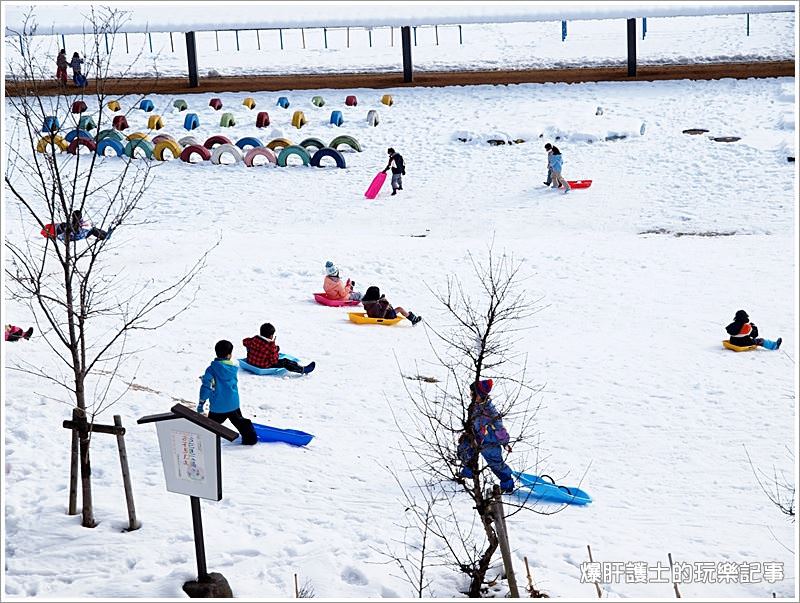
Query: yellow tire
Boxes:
[
  {"xmin": 266, "ymin": 137, "xmax": 293, "ymax": 151},
  {"xmin": 153, "ymin": 139, "xmax": 183, "ymax": 161},
  {"xmin": 107, "ymin": 100, "xmax": 121, "ymax": 111},
  {"xmin": 36, "ymin": 135, "xmax": 68, "ymax": 153},
  {"xmin": 126, "ymin": 132, "xmax": 150, "ymax": 141}
]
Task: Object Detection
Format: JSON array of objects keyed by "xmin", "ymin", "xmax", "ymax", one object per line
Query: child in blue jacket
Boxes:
[
  {"xmin": 197, "ymin": 340, "xmax": 258, "ymax": 445},
  {"xmin": 545, "ymin": 143, "xmax": 571, "ymax": 193},
  {"xmin": 457, "ymin": 379, "xmax": 515, "ymax": 493}
]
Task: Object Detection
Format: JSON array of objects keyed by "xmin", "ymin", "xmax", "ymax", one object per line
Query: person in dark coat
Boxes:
[
  {"xmin": 381, "ymin": 147, "xmax": 405, "ymax": 196},
  {"xmin": 56, "ymin": 49, "xmax": 68, "ymax": 88},
  {"xmin": 725, "ymin": 309, "xmax": 782, "ymax": 350},
  {"xmin": 361, "ymin": 286, "xmax": 421, "ymax": 325},
  {"xmin": 69, "ymin": 52, "xmax": 84, "ymax": 80},
  {"xmin": 55, "ymin": 210, "xmax": 109, "ymax": 241},
  {"xmin": 242, "ymin": 323, "xmax": 315, "ymax": 374},
  {"xmin": 458, "ymin": 379, "xmax": 515, "ymax": 493}
]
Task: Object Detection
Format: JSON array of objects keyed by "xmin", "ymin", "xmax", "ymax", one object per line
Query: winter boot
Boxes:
[
  {"xmin": 23, "ymin": 327, "xmax": 34, "ymax": 340},
  {"xmin": 776, "ymin": 337, "xmax": 783, "ymax": 350},
  {"xmin": 391, "ymin": 190, "xmax": 397, "ymax": 196},
  {"xmin": 408, "ymin": 312, "xmax": 423, "ymax": 326},
  {"xmin": 302, "ymin": 361, "xmax": 316, "ymax": 375}
]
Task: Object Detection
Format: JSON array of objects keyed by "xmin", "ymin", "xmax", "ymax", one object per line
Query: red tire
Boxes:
[
  {"xmin": 67, "ymin": 137, "xmax": 98, "ymax": 155},
  {"xmin": 203, "ymin": 135, "xmax": 233, "ymax": 149},
  {"xmin": 179, "ymin": 144, "xmax": 212, "ymax": 163}
]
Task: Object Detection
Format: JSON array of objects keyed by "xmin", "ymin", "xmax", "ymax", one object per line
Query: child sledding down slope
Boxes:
[
  {"xmin": 361, "ymin": 286, "xmax": 422, "ymax": 325},
  {"xmin": 725, "ymin": 309, "xmax": 782, "ymax": 350}
]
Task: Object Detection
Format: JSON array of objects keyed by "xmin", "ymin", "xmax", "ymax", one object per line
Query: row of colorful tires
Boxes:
[{"xmin": 35, "ymin": 131, "xmax": 361, "ymax": 168}]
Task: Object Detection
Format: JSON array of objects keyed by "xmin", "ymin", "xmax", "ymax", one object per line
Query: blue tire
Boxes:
[
  {"xmin": 235, "ymin": 137, "xmax": 263, "ymax": 150},
  {"xmin": 96, "ymin": 138, "xmax": 125, "ymax": 157},
  {"xmin": 277, "ymin": 96, "xmax": 290, "ymax": 108},
  {"xmin": 64, "ymin": 129, "xmax": 93, "ymax": 142},
  {"xmin": 329, "ymin": 110, "xmax": 343, "ymax": 126},
  {"xmin": 183, "ymin": 113, "xmax": 199, "ymax": 130},
  {"xmin": 139, "ymin": 99, "xmax": 155, "ymax": 112},
  {"xmin": 310, "ymin": 147, "xmax": 346, "ymax": 169}
]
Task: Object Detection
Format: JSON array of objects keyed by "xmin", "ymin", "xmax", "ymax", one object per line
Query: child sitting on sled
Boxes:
[
  {"xmin": 725, "ymin": 309, "xmax": 782, "ymax": 350},
  {"xmin": 323, "ymin": 260, "xmax": 362, "ymax": 301},
  {"xmin": 55, "ymin": 210, "xmax": 110, "ymax": 241},
  {"xmin": 361, "ymin": 286, "xmax": 422, "ymax": 325},
  {"xmin": 242, "ymin": 323, "xmax": 316, "ymax": 374},
  {"xmin": 5, "ymin": 325, "xmax": 34, "ymax": 342}
]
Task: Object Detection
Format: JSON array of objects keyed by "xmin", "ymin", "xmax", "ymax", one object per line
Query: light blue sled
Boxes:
[
  {"xmin": 252, "ymin": 422, "xmax": 314, "ymax": 446},
  {"xmin": 512, "ymin": 471, "xmax": 592, "ymax": 505},
  {"xmin": 238, "ymin": 353, "xmax": 300, "ymax": 376}
]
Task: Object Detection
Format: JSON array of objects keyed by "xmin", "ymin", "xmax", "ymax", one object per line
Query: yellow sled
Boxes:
[
  {"xmin": 722, "ymin": 340, "xmax": 757, "ymax": 352},
  {"xmin": 348, "ymin": 312, "xmax": 404, "ymax": 326}
]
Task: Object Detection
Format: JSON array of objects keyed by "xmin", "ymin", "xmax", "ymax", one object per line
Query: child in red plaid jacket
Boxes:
[{"xmin": 242, "ymin": 323, "xmax": 315, "ymax": 374}]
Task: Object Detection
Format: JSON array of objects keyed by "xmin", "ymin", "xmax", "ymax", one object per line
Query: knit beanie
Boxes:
[
  {"xmin": 471, "ymin": 379, "xmax": 493, "ymax": 397},
  {"xmin": 325, "ymin": 261, "xmax": 338, "ymax": 277}
]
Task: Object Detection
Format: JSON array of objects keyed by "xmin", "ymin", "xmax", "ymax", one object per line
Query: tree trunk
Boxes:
[
  {"xmin": 75, "ymin": 410, "xmax": 96, "ymax": 528},
  {"xmin": 468, "ymin": 504, "xmax": 499, "ymax": 597}
]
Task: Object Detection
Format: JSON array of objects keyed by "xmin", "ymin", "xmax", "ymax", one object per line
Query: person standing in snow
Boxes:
[
  {"xmin": 56, "ymin": 49, "xmax": 68, "ymax": 89},
  {"xmin": 382, "ymin": 147, "xmax": 405, "ymax": 196},
  {"xmin": 543, "ymin": 143, "xmax": 554, "ymax": 186},
  {"xmin": 725, "ymin": 309, "xmax": 782, "ymax": 350},
  {"xmin": 458, "ymin": 379, "xmax": 515, "ymax": 493},
  {"xmin": 69, "ymin": 52, "xmax": 84, "ymax": 84},
  {"xmin": 545, "ymin": 143, "xmax": 571, "ymax": 193},
  {"xmin": 323, "ymin": 260, "xmax": 362, "ymax": 301},
  {"xmin": 197, "ymin": 340, "xmax": 258, "ymax": 444}
]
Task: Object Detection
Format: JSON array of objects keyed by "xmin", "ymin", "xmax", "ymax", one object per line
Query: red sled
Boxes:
[
  {"xmin": 567, "ymin": 180, "xmax": 592, "ymax": 189},
  {"xmin": 364, "ymin": 171, "xmax": 387, "ymax": 200},
  {"xmin": 41, "ymin": 223, "xmax": 57, "ymax": 238}
]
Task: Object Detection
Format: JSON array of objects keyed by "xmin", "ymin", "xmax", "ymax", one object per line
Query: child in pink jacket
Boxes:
[{"xmin": 323, "ymin": 261, "xmax": 362, "ymax": 301}]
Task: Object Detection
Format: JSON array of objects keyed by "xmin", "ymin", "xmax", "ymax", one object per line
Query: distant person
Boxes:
[
  {"xmin": 323, "ymin": 260, "xmax": 362, "ymax": 301},
  {"xmin": 543, "ymin": 143, "xmax": 554, "ymax": 186},
  {"xmin": 382, "ymin": 147, "xmax": 405, "ymax": 196},
  {"xmin": 56, "ymin": 49, "xmax": 68, "ymax": 89},
  {"xmin": 70, "ymin": 52, "xmax": 84, "ymax": 85},
  {"xmin": 197, "ymin": 340, "xmax": 258, "ymax": 445},
  {"xmin": 725, "ymin": 309, "xmax": 782, "ymax": 350},
  {"xmin": 5, "ymin": 325, "xmax": 34, "ymax": 342},
  {"xmin": 545, "ymin": 143, "xmax": 570, "ymax": 193},
  {"xmin": 361, "ymin": 286, "xmax": 421, "ymax": 325},
  {"xmin": 242, "ymin": 323, "xmax": 316, "ymax": 374},
  {"xmin": 55, "ymin": 210, "xmax": 109, "ymax": 241}
]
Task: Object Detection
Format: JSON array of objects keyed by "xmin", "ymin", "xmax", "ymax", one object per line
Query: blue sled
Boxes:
[
  {"xmin": 252, "ymin": 422, "xmax": 314, "ymax": 446},
  {"xmin": 238, "ymin": 353, "xmax": 299, "ymax": 376},
  {"xmin": 512, "ymin": 471, "xmax": 592, "ymax": 506}
]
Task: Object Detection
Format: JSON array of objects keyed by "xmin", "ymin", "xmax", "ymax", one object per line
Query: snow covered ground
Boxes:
[
  {"xmin": 3, "ymin": 69, "xmax": 796, "ymax": 599},
  {"xmin": 4, "ymin": 10, "xmax": 796, "ymax": 78}
]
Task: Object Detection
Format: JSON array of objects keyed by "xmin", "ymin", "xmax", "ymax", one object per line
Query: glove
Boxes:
[
  {"xmin": 381, "ymin": 169, "xmax": 388, "ymax": 173},
  {"xmin": 505, "ymin": 445, "xmax": 513, "ymax": 454},
  {"xmin": 196, "ymin": 403, "xmax": 205, "ymax": 414}
]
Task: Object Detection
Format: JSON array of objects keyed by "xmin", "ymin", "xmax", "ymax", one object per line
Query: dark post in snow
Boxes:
[
  {"xmin": 138, "ymin": 404, "xmax": 238, "ymax": 598},
  {"xmin": 626, "ymin": 18, "xmax": 637, "ymax": 77},
  {"xmin": 186, "ymin": 31, "xmax": 199, "ymax": 88},
  {"xmin": 114, "ymin": 415, "xmax": 140, "ymax": 531},
  {"xmin": 401, "ymin": 26, "xmax": 413, "ymax": 83}
]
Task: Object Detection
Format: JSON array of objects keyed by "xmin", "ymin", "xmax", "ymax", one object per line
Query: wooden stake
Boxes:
[
  {"xmin": 491, "ymin": 486, "xmax": 520, "ymax": 598},
  {"xmin": 668, "ymin": 553, "xmax": 681, "ymax": 598},
  {"xmin": 587, "ymin": 545, "xmax": 602, "ymax": 598},
  {"xmin": 68, "ymin": 408, "xmax": 79, "ymax": 515},
  {"xmin": 301, "ymin": 28, "xmax": 305, "ymax": 49},
  {"xmin": 294, "ymin": 573, "xmax": 299, "ymax": 598},
  {"xmin": 524, "ymin": 556, "xmax": 534, "ymax": 595},
  {"xmin": 114, "ymin": 415, "xmax": 140, "ymax": 531}
]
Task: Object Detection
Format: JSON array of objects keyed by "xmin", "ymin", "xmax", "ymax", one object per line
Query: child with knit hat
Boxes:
[
  {"xmin": 323, "ymin": 261, "xmax": 362, "ymax": 301},
  {"xmin": 457, "ymin": 379, "xmax": 515, "ymax": 493},
  {"xmin": 362, "ymin": 285, "xmax": 422, "ymax": 325},
  {"xmin": 5, "ymin": 325, "xmax": 34, "ymax": 342}
]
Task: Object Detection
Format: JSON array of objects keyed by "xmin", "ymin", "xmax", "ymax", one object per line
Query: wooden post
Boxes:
[
  {"xmin": 294, "ymin": 573, "xmax": 299, "ymax": 597},
  {"xmin": 323, "ymin": 27, "xmax": 327, "ymax": 49},
  {"xmin": 279, "ymin": 28, "xmax": 284, "ymax": 50},
  {"xmin": 668, "ymin": 553, "xmax": 681, "ymax": 598},
  {"xmin": 401, "ymin": 26, "xmax": 413, "ymax": 83},
  {"xmin": 301, "ymin": 28, "xmax": 305, "ymax": 49},
  {"xmin": 235, "ymin": 30, "xmax": 240, "ymax": 51},
  {"xmin": 68, "ymin": 408, "xmax": 80, "ymax": 515},
  {"xmin": 491, "ymin": 486, "xmax": 520, "ymax": 598},
  {"xmin": 390, "ymin": 26, "xmax": 393, "ymax": 47},
  {"xmin": 114, "ymin": 415, "xmax": 140, "ymax": 531},
  {"xmin": 524, "ymin": 556, "xmax": 534, "ymax": 596},
  {"xmin": 587, "ymin": 545, "xmax": 602, "ymax": 598},
  {"xmin": 190, "ymin": 496, "xmax": 209, "ymax": 581},
  {"xmin": 215, "ymin": 30, "xmax": 219, "ymax": 51},
  {"xmin": 170, "ymin": 31, "xmax": 174, "ymax": 52},
  {"xmin": 186, "ymin": 32, "xmax": 199, "ymax": 88},
  {"xmin": 627, "ymin": 18, "xmax": 637, "ymax": 77},
  {"xmin": 346, "ymin": 27, "xmax": 349, "ymax": 48},
  {"xmin": 435, "ymin": 25, "xmax": 439, "ymax": 45},
  {"xmin": 124, "ymin": 32, "xmax": 128, "ymax": 53},
  {"xmin": 256, "ymin": 29, "xmax": 261, "ymax": 50}
]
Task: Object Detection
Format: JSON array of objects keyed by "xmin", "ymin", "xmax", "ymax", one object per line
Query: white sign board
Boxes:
[{"xmin": 155, "ymin": 417, "xmax": 222, "ymax": 500}]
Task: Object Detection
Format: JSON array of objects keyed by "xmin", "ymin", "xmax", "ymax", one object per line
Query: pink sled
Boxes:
[
  {"xmin": 364, "ymin": 171, "xmax": 387, "ymax": 200},
  {"xmin": 313, "ymin": 293, "xmax": 361, "ymax": 307}
]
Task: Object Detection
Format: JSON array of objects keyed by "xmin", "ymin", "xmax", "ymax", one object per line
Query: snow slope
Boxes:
[{"xmin": 3, "ymin": 73, "xmax": 796, "ymax": 599}]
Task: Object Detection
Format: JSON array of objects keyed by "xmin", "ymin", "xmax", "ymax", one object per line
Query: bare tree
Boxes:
[
  {"xmin": 4, "ymin": 8, "xmax": 211, "ymax": 528},
  {"xmin": 745, "ymin": 446, "xmax": 795, "ymax": 522},
  {"xmin": 396, "ymin": 247, "xmax": 556, "ymax": 597}
]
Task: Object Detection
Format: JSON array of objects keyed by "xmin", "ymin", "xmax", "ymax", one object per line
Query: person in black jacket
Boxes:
[
  {"xmin": 725, "ymin": 309, "xmax": 782, "ymax": 350},
  {"xmin": 382, "ymin": 148, "xmax": 405, "ymax": 196}
]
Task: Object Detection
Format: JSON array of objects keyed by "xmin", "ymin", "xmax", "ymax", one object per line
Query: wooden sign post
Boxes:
[{"xmin": 138, "ymin": 404, "xmax": 238, "ymax": 598}]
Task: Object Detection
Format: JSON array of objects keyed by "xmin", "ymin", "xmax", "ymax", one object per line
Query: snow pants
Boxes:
[
  {"xmin": 458, "ymin": 440, "xmax": 514, "ymax": 492},
  {"xmin": 758, "ymin": 338, "xmax": 780, "ymax": 350},
  {"xmin": 208, "ymin": 408, "xmax": 258, "ymax": 445},
  {"xmin": 391, "ymin": 172, "xmax": 403, "ymax": 192}
]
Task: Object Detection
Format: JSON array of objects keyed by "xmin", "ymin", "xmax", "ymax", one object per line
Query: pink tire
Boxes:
[{"xmin": 243, "ymin": 146, "xmax": 278, "ymax": 167}]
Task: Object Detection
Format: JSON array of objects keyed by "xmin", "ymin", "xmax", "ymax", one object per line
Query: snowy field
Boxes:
[
  {"xmin": 3, "ymin": 68, "xmax": 797, "ymax": 599},
  {"xmin": 3, "ymin": 11, "xmax": 796, "ymax": 78}
]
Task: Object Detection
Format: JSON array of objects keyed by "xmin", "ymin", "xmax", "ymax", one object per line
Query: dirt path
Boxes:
[{"xmin": 5, "ymin": 61, "xmax": 794, "ymax": 97}]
